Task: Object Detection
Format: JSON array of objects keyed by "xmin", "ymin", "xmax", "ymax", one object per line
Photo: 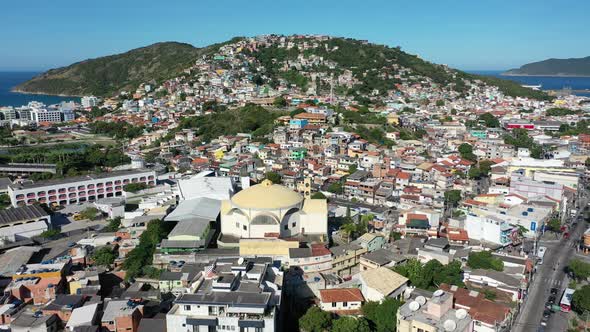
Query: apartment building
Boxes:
[
  {"xmin": 166, "ymin": 257, "xmax": 281, "ymax": 332},
  {"xmin": 8, "ymin": 169, "xmax": 156, "ymax": 207}
]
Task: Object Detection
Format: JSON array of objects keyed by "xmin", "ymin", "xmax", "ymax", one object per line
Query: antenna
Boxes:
[
  {"xmin": 416, "ymin": 296, "xmax": 427, "ymax": 305},
  {"xmin": 433, "ymin": 289, "xmax": 445, "ymax": 297}
]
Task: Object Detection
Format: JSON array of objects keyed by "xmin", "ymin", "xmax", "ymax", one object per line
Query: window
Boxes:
[
  {"xmin": 292, "ymin": 222, "xmax": 296, "ymax": 227},
  {"xmin": 343, "ymin": 302, "xmax": 348, "ymax": 307},
  {"xmin": 236, "ymin": 222, "xmax": 240, "ymax": 228},
  {"xmin": 243, "ymin": 225, "xmax": 247, "ymax": 231},
  {"xmin": 332, "ymin": 302, "xmax": 337, "ymax": 307},
  {"xmin": 284, "ymin": 225, "xmax": 288, "ymax": 230},
  {"xmin": 184, "ymin": 305, "xmax": 191, "ymax": 311}
]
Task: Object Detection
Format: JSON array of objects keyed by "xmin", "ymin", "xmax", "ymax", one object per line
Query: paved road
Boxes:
[{"xmin": 513, "ymin": 193, "xmax": 588, "ymax": 332}]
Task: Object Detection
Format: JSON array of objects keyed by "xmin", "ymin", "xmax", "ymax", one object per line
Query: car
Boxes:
[
  {"xmin": 67, "ymin": 242, "xmax": 76, "ymax": 248},
  {"xmin": 541, "ymin": 316, "xmax": 549, "ymax": 326},
  {"xmin": 543, "ymin": 310, "xmax": 551, "ymax": 319},
  {"xmin": 548, "ymin": 295, "xmax": 556, "ymax": 304},
  {"xmin": 544, "ymin": 301, "xmax": 553, "ymax": 309},
  {"xmin": 550, "ymin": 288, "xmax": 559, "ymax": 295}
]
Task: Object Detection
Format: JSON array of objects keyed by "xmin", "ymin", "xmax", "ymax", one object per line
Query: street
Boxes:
[{"xmin": 513, "ymin": 191, "xmax": 588, "ymax": 332}]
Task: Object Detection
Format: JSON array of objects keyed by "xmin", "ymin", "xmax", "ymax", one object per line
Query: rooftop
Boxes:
[
  {"xmin": 0, "ymin": 204, "xmax": 48, "ymax": 225},
  {"xmin": 10, "ymin": 169, "xmax": 154, "ymax": 190}
]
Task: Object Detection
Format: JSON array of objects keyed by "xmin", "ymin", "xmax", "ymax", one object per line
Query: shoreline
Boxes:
[
  {"xmin": 9, "ymin": 88, "xmax": 82, "ymax": 98},
  {"xmin": 501, "ymin": 73, "xmax": 590, "ymax": 78}
]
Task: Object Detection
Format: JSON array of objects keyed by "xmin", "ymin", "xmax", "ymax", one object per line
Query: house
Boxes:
[
  {"xmin": 41, "ymin": 294, "xmax": 86, "ymax": 322},
  {"xmin": 354, "ymin": 233, "xmax": 386, "ymax": 252},
  {"xmin": 101, "ymin": 300, "xmax": 144, "ymax": 332},
  {"xmin": 440, "ymin": 284, "xmax": 512, "ymax": 332},
  {"xmin": 330, "ymin": 244, "xmax": 367, "ymax": 276},
  {"xmin": 359, "ymin": 267, "xmax": 408, "ymax": 301},
  {"xmin": 0, "ymin": 204, "xmax": 51, "ymax": 241},
  {"xmin": 65, "ymin": 303, "xmax": 99, "ymax": 331},
  {"xmin": 319, "ymin": 288, "xmax": 365, "ymax": 314},
  {"xmin": 396, "ymin": 289, "xmax": 473, "ymax": 332},
  {"xmin": 11, "ymin": 311, "xmax": 59, "ymax": 332},
  {"xmin": 463, "ymin": 269, "xmax": 522, "ymax": 302},
  {"xmin": 360, "ymin": 249, "xmax": 407, "ymax": 271},
  {"xmin": 288, "ymin": 244, "xmax": 332, "ymax": 274}
]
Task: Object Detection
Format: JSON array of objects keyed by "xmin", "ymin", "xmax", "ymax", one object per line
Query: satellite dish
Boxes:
[
  {"xmin": 456, "ymin": 309, "xmax": 468, "ymax": 319},
  {"xmin": 443, "ymin": 320, "xmax": 457, "ymax": 331},
  {"xmin": 237, "ymin": 257, "xmax": 245, "ymax": 264},
  {"xmin": 433, "ymin": 289, "xmax": 445, "ymax": 297},
  {"xmin": 416, "ymin": 296, "xmax": 427, "ymax": 305},
  {"xmin": 404, "ymin": 288, "xmax": 412, "ymax": 299},
  {"xmin": 408, "ymin": 301, "xmax": 420, "ymax": 311}
]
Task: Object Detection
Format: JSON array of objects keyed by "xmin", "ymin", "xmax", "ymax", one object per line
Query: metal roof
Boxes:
[{"xmin": 0, "ymin": 205, "xmax": 48, "ymax": 225}]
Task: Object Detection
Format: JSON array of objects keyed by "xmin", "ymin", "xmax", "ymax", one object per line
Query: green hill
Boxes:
[
  {"xmin": 14, "ymin": 35, "xmax": 552, "ymax": 100},
  {"xmin": 503, "ymin": 56, "xmax": 590, "ymax": 76},
  {"xmin": 14, "ymin": 42, "xmax": 202, "ymax": 96}
]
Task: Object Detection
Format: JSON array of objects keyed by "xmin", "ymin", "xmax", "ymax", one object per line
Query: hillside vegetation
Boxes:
[
  {"xmin": 503, "ymin": 56, "xmax": 590, "ymax": 76},
  {"xmin": 15, "ymin": 42, "xmax": 201, "ymax": 96}
]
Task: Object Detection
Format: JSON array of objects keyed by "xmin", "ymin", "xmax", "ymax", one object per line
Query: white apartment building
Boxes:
[
  {"xmin": 81, "ymin": 96, "xmax": 99, "ymax": 108},
  {"xmin": 8, "ymin": 169, "xmax": 156, "ymax": 207},
  {"xmin": 31, "ymin": 108, "xmax": 62, "ymax": 123},
  {"xmin": 166, "ymin": 257, "xmax": 281, "ymax": 332}
]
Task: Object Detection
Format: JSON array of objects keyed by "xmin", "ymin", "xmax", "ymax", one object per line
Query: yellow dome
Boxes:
[{"xmin": 231, "ymin": 180, "xmax": 303, "ymax": 210}]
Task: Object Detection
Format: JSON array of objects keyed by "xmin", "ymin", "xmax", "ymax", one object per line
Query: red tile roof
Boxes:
[{"xmin": 319, "ymin": 288, "xmax": 364, "ymax": 303}]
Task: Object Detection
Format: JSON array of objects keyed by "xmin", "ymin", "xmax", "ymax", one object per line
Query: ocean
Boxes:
[
  {"xmin": 468, "ymin": 70, "xmax": 590, "ymax": 97},
  {"xmin": 0, "ymin": 71, "xmax": 80, "ymax": 107}
]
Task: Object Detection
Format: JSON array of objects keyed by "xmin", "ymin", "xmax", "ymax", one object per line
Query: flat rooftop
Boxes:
[{"xmin": 10, "ymin": 169, "xmax": 154, "ymax": 190}]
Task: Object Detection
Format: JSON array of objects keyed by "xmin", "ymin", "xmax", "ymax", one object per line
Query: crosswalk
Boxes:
[{"xmin": 538, "ymin": 277, "xmax": 566, "ymax": 287}]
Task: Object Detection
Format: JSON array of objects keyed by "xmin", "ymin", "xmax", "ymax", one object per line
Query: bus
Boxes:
[
  {"xmin": 537, "ymin": 246, "xmax": 547, "ymax": 265},
  {"xmin": 560, "ymin": 288, "xmax": 575, "ymax": 312}
]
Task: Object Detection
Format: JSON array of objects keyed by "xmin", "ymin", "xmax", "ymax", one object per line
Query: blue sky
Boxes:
[{"xmin": 1, "ymin": 0, "xmax": 589, "ymax": 71}]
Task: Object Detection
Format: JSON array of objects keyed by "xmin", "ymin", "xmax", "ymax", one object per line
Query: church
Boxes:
[{"xmin": 219, "ymin": 180, "xmax": 327, "ymax": 241}]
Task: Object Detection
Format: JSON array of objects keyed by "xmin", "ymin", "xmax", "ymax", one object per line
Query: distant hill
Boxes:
[
  {"xmin": 14, "ymin": 42, "xmax": 203, "ymax": 96},
  {"xmin": 14, "ymin": 35, "xmax": 551, "ymax": 100},
  {"xmin": 503, "ymin": 56, "xmax": 590, "ymax": 77}
]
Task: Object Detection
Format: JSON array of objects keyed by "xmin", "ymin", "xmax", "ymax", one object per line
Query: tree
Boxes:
[
  {"xmin": 572, "ymin": 285, "xmax": 590, "ymax": 314},
  {"xmin": 393, "ymin": 259, "xmax": 464, "ymax": 290},
  {"xmin": 92, "ymin": 247, "xmax": 116, "ymax": 266},
  {"xmin": 80, "ymin": 207, "xmax": 99, "ymax": 221},
  {"xmin": 348, "ymin": 164, "xmax": 358, "ymax": 174},
  {"xmin": 547, "ymin": 218, "xmax": 561, "ymax": 232},
  {"xmin": 0, "ymin": 194, "xmax": 11, "ymax": 209},
  {"xmin": 458, "ymin": 143, "xmax": 477, "ymax": 161},
  {"xmin": 444, "ymin": 190, "xmax": 462, "ymax": 207},
  {"xmin": 478, "ymin": 160, "xmax": 494, "ymax": 176},
  {"xmin": 568, "ymin": 259, "xmax": 590, "ymax": 280},
  {"xmin": 290, "ymin": 108, "xmax": 305, "ymax": 118},
  {"xmin": 436, "ymin": 100, "xmax": 445, "ymax": 107},
  {"xmin": 264, "ymin": 172, "xmax": 282, "ymax": 184},
  {"xmin": 40, "ymin": 229, "xmax": 60, "ymax": 239},
  {"xmin": 585, "ymin": 157, "xmax": 590, "ymax": 169},
  {"xmin": 362, "ymin": 298, "xmax": 402, "ymax": 332},
  {"xmin": 331, "ymin": 317, "xmax": 371, "ymax": 332},
  {"xmin": 123, "ymin": 182, "xmax": 148, "ymax": 193},
  {"xmin": 311, "ymin": 192, "xmax": 327, "ymax": 200},
  {"xmin": 468, "ymin": 166, "xmax": 482, "ymax": 179},
  {"xmin": 340, "ymin": 223, "xmax": 357, "ymax": 243},
  {"xmin": 123, "ymin": 219, "xmax": 174, "ymax": 280},
  {"xmin": 478, "ymin": 112, "xmax": 500, "ymax": 128},
  {"xmin": 327, "ymin": 182, "xmax": 343, "ymax": 195},
  {"xmin": 467, "ymin": 251, "xmax": 504, "ymax": 271},
  {"xmin": 104, "ymin": 217, "xmax": 122, "ymax": 232},
  {"xmin": 298, "ymin": 306, "xmax": 332, "ymax": 332},
  {"xmin": 273, "ymin": 96, "xmax": 288, "ymax": 107}
]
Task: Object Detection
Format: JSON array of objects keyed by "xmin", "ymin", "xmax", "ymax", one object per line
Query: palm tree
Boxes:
[{"xmin": 340, "ymin": 223, "xmax": 357, "ymax": 243}]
